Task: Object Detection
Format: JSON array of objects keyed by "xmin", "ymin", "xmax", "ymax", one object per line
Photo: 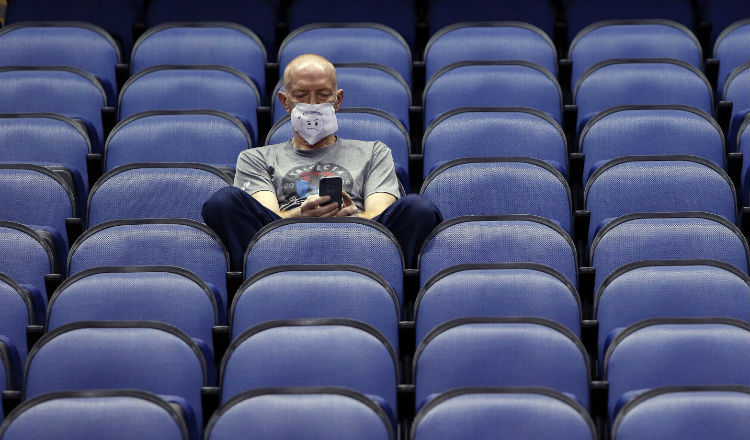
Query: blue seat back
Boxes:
[
  {"xmin": 231, "ymin": 265, "xmax": 399, "ymax": 349},
  {"xmin": 0, "ymin": 338, "xmax": 15, "ymax": 423},
  {"xmin": 569, "ymin": 20, "xmax": 702, "ymax": 89},
  {"xmin": 424, "ymin": 22, "xmax": 557, "ymax": 81},
  {"xmin": 419, "ymin": 216, "xmax": 578, "ymax": 287},
  {"xmin": 701, "ymin": 0, "xmax": 750, "ymax": 43},
  {"xmin": 0, "ymin": 390, "xmax": 190, "ymax": 440},
  {"xmin": 220, "ymin": 319, "xmax": 398, "ymax": 412},
  {"xmin": 574, "ymin": 60, "xmax": 713, "ymax": 134},
  {"xmin": 423, "ymin": 61, "xmax": 562, "ymax": 128},
  {"xmin": 427, "ymin": 0, "xmax": 558, "ymax": 38},
  {"xmin": 245, "ymin": 219, "xmax": 404, "ymax": 306},
  {"xmin": 604, "ymin": 319, "xmax": 750, "ymax": 422},
  {"xmin": 421, "ymin": 158, "xmax": 572, "ymax": 233},
  {"xmin": 591, "ymin": 214, "xmax": 750, "ymax": 293},
  {"xmin": 87, "ymin": 164, "xmax": 231, "ymax": 227},
  {"xmin": 723, "ymin": 63, "xmax": 750, "ymax": 151},
  {"xmin": 414, "ymin": 318, "xmax": 590, "ymax": 409},
  {"xmin": 105, "ymin": 110, "xmax": 252, "ymax": 171},
  {"xmin": 612, "ymin": 386, "xmax": 750, "ymax": 440},
  {"xmin": 0, "ymin": 273, "xmax": 34, "ymax": 369},
  {"xmin": 131, "ymin": 23, "xmax": 267, "ymax": 96},
  {"xmin": 595, "ymin": 260, "xmax": 750, "ymax": 364},
  {"xmin": 206, "ymin": 388, "xmax": 394, "ymax": 440},
  {"xmin": 566, "ymin": 0, "xmax": 694, "ymax": 40},
  {"xmin": 279, "ymin": 24, "xmax": 411, "ymax": 85},
  {"xmin": 739, "ymin": 115, "xmax": 750, "ymax": 204},
  {"xmin": 0, "ymin": 22, "xmax": 121, "ymax": 105},
  {"xmin": 411, "ymin": 388, "xmax": 596, "ymax": 440},
  {"xmin": 0, "ymin": 67, "xmax": 106, "ymax": 152},
  {"xmin": 119, "ymin": 66, "xmax": 261, "ymax": 144},
  {"xmin": 0, "ymin": 221, "xmax": 58, "ymax": 299},
  {"xmin": 67, "ymin": 220, "xmax": 230, "ymax": 310},
  {"xmin": 422, "ymin": 108, "xmax": 567, "ymax": 179},
  {"xmin": 415, "ymin": 263, "xmax": 581, "ymax": 343},
  {"xmin": 585, "ymin": 157, "xmax": 737, "ymax": 244},
  {"xmin": 714, "ymin": 20, "xmax": 750, "ymax": 96}
]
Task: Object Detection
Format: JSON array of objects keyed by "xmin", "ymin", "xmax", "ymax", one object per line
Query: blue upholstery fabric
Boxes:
[
  {"xmin": 421, "ymin": 159, "xmax": 572, "ymax": 233},
  {"xmin": 87, "ymin": 164, "xmax": 231, "ymax": 227},
  {"xmin": 0, "ymin": 390, "xmax": 190, "ymax": 440},
  {"xmin": 0, "ymin": 222, "xmax": 57, "ymax": 302},
  {"xmin": 723, "ymin": 63, "xmax": 750, "ymax": 151},
  {"xmin": 131, "ymin": 23, "xmax": 267, "ymax": 96},
  {"xmin": 574, "ymin": 60, "xmax": 713, "ymax": 134},
  {"xmin": 423, "ymin": 62, "xmax": 562, "ymax": 128},
  {"xmin": 580, "ymin": 106, "xmax": 725, "ymax": 184},
  {"xmin": 422, "ymin": 108, "xmax": 567, "ymax": 179},
  {"xmin": 411, "ymin": 388, "xmax": 596, "ymax": 440},
  {"xmin": 427, "ymin": 0, "xmax": 558, "ymax": 38},
  {"xmin": 206, "ymin": 388, "xmax": 393, "ymax": 440},
  {"xmin": 105, "ymin": 110, "xmax": 252, "ymax": 171},
  {"xmin": 119, "ymin": 66, "xmax": 261, "ymax": 144},
  {"xmin": 568, "ymin": 20, "xmax": 702, "ymax": 89},
  {"xmin": 0, "ymin": 339, "xmax": 10, "ymax": 423},
  {"xmin": 424, "ymin": 23, "xmax": 557, "ymax": 81},
  {"xmin": 612, "ymin": 387, "xmax": 750, "ymax": 440},
  {"xmin": 244, "ymin": 219, "xmax": 404, "ymax": 305},
  {"xmin": 414, "ymin": 319, "xmax": 590, "ymax": 409},
  {"xmin": 699, "ymin": 0, "xmax": 750, "ymax": 43},
  {"xmin": 279, "ymin": 24, "xmax": 411, "ymax": 85},
  {"xmin": 714, "ymin": 20, "xmax": 750, "ymax": 97},
  {"xmin": 220, "ymin": 320, "xmax": 398, "ymax": 413},
  {"xmin": 145, "ymin": 0, "xmax": 278, "ymax": 58},
  {"xmin": 0, "ymin": 23, "xmax": 121, "ymax": 104},
  {"xmin": 67, "ymin": 220, "xmax": 230, "ymax": 310},
  {"xmin": 0, "ymin": 68, "xmax": 107, "ymax": 152},
  {"xmin": 419, "ymin": 216, "xmax": 577, "ymax": 287},
  {"xmin": 23, "ymin": 322, "xmax": 208, "ymax": 426},
  {"xmin": 595, "ymin": 261, "xmax": 750, "ymax": 365},
  {"xmin": 584, "ymin": 157, "xmax": 737, "ymax": 245},
  {"xmin": 604, "ymin": 319, "xmax": 750, "ymax": 422},
  {"xmin": 231, "ymin": 266, "xmax": 399, "ymax": 349},
  {"xmin": 739, "ymin": 116, "xmax": 750, "ymax": 204},
  {"xmin": 0, "ymin": 273, "xmax": 34, "ymax": 369},
  {"xmin": 590, "ymin": 214, "xmax": 750, "ymax": 293},
  {"xmin": 48, "ymin": 267, "xmax": 221, "ymax": 354},
  {"xmin": 415, "ymin": 264, "xmax": 581, "ymax": 343}
]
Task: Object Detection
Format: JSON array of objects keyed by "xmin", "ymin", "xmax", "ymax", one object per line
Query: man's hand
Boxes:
[
  {"xmin": 335, "ymin": 191, "xmax": 359, "ymax": 217},
  {"xmin": 299, "ymin": 194, "xmax": 340, "ymax": 217}
]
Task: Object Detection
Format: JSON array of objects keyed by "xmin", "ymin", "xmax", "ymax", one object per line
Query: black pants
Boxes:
[{"xmin": 202, "ymin": 187, "xmax": 443, "ymax": 270}]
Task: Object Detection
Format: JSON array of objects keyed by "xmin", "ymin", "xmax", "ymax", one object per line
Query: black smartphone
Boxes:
[{"xmin": 318, "ymin": 176, "xmax": 343, "ymax": 209}]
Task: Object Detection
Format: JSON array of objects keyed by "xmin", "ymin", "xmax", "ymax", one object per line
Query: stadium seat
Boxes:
[
  {"xmin": 739, "ymin": 114, "xmax": 750, "ymax": 204},
  {"xmin": 422, "ymin": 108, "xmax": 567, "ymax": 179},
  {"xmin": 0, "ymin": 390, "xmax": 193, "ymax": 440},
  {"xmin": 415, "ymin": 263, "xmax": 581, "ymax": 343},
  {"xmin": 86, "ymin": 163, "xmax": 232, "ymax": 227},
  {"xmin": 579, "ymin": 106, "xmax": 725, "ymax": 184},
  {"xmin": 419, "ymin": 216, "xmax": 578, "ymax": 287},
  {"xmin": 421, "ymin": 158, "xmax": 572, "ymax": 232},
  {"xmin": 67, "ymin": 219, "xmax": 231, "ymax": 311},
  {"xmin": 118, "ymin": 66, "xmax": 261, "ymax": 144},
  {"xmin": 230, "ymin": 265, "xmax": 399, "ymax": 349},
  {"xmin": 723, "ymin": 62, "xmax": 750, "ymax": 151},
  {"xmin": 0, "ymin": 272, "xmax": 36, "ymax": 375},
  {"xmin": 0, "ymin": 22, "xmax": 121, "ymax": 105},
  {"xmin": 131, "ymin": 22, "xmax": 267, "ymax": 97},
  {"xmin": 411, "ymin": 388, "xmax": 596, "ymax": 440},
  {"xmin": 244, "ymin": 218, "xmax": 404, "ymax": 307},
  {"xmin": 219, "ymin": 319, "xmax": 398, "ymax": 418},
  {"xmin": 0, "ymin": 221, "xmax": 59, "ymax": 304},
  {"xmin": 427, "ymin": 0, "xmax": 558, "ymax": 38},
  {"xmin": 568, "ymin": 20, "xmax": 702, "ymax": 89},
  {"xmin": 206, "ymin": 387, "xmax": 393, "ymax": 440},
  {"xmin": 603, "ymin": 318, "xmax": 750, "ymax": 422},
  {"xmin": 0, "ymin": 337, "xmax": 18, "ymax": 424},
  {"xmin": 423, "ymin": 22, "xmax": 557, "ymax": 81},
  {"xmin": 698, "ymin": 0, "xmax": 750, "ymax": 43},
  {"xmin": 266, "ymin": 108, "xmax": 410, "ymax": 192},
  {"xmin": 423, "ymin": 61, "xmax": 562, "ymax": 128},
  {"xmin": 574, "ymin": 60, "xmax": 713, "ymax": 134},
  {"xmin": 278, "ymin": 23, "xmax": 411, "ymax": 86},
  {"xmin": 584, "ymin": 156, "xmax": 737, "ymax": 244},
  {"xmin": 590, "ymin": 213, "xmax": 750, "ymax": 293},
  {"xmin": 714, "ymin": 20, "xmax": 749, "ymax": 98},
  {"xmin": 105, "ymin": 110, "xmax": 253, "ymax": 172},
  {"xmin": 414, "ymin": 318, "xmax": 590, "ymax": 410},
  {"xmin": 611, "ymin": 386, "xmax": 750, "ymax": 440},
  {"xmin": 0, "ymin": 67, "xmax": 107, "ymax": 153},
  {"xmin": 595, "ymin": 260, "xmax": 750, "ymax": 365}
]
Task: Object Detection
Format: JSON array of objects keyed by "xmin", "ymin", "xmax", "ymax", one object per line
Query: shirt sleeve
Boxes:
[
  {"xmin": 364, "ymin": 142, "xmax": 402, "ymax": 200},
  {"xmin": 233, "ymin": 149, "xmax": 276, "ymax": 196}
]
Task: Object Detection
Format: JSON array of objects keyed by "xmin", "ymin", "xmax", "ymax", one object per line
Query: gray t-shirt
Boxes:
[{"xmin": 234, "ymin": 137, "xmax": 402, "ymax": 211}]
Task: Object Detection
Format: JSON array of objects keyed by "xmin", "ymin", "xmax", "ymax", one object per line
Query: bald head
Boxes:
[
  {"xmin": 283, "ymin": 54, "xmax": 337, "ymax": 91},
  {"xmin": 278, "ymin": 54, "xmax": 343, "ymax": 114}
]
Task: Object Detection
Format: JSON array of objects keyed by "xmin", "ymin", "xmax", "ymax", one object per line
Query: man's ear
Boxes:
[
  {"xmin": 278, "ymin": 91, "xmax": 291, "ymax": 112},
  {"xmin": 334, "ymin": 89, "xmax": 344, "ymax": 111}
]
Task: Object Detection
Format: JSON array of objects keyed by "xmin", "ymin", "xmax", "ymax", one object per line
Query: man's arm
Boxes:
[
  {"xmin": 252, "ymin": 190, "xmax": 339, "ymax": 218},
  {"xmin": 335, "ymin": 191, "xmax": 395, "ymax": 219}
]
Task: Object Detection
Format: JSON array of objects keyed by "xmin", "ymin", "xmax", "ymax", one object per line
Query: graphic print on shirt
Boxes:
[{"xmin": 280, "ymin": 162, "xmax": 353, "ymax": 210}]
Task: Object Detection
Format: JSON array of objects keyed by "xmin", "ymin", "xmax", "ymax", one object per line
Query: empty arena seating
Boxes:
[
  {"xmin": 0, "ymin": 221, "xmax": 59, "ymax": 305},
  {"xmin": 714, "ymin": 20, "xmax": 750, "ymax": 96},
  {"xmin": 566, "ymin": 0, "xmax": 695, "ymax": 40},
  {"xmin": 427, "ymin": 0, "xmax": 558, "ymax": 38},
  {"xmin": 0, "ymin": 272, "xmax": 35, "ymax": 373},
  {"xmin": 723, "ymin": 62, "xmax": 750, "ymax": 150}
]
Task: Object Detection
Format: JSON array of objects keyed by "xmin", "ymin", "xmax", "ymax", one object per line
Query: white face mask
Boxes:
[{"xmin": 290, "ymin": 102, "xmax": 338, "ymax": 146}]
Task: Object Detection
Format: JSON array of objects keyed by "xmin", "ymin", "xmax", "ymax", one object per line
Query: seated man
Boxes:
[{"xmin": 202, "ymin": 54, "xmax": 442, "ymax": 270}]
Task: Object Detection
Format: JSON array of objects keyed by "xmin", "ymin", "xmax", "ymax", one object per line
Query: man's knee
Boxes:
[
  {"xmin": 395, "ymin": 194, "xmax": 443, "ymax": 223},
  {"xmin": 202, "ymin": 186, "xmax": 247, "ymax": 223}
]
